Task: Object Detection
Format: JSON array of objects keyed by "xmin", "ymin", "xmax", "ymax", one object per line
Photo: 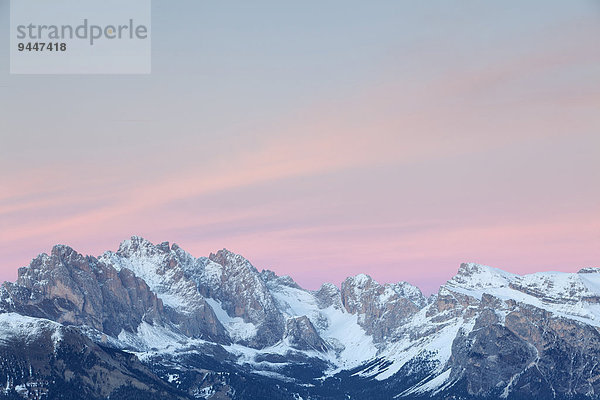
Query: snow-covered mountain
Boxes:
[{"xmin": 1, "ymin": 236, "xmax": 599, "ymax": 399}]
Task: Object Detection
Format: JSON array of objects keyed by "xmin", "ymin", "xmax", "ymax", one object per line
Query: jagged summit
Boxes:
[
  {"xmin": 455, "ymin": 261, "xmax": 513, "ymax": 277},
  {"xmin": 12, "ymin": 237, "xmax": 596, "ymax": 313},
  {"xmin": 348, "ymin": 273, "xmax": 373, "ymax": 286},
  {"xmin": 209, "ymin": 248, "xmax": 260, "ymax": 274},
  {"xmin": 260, "ymin": 269, "xmax": 301, "ymax": 289},
  {"xmin": 117, "ymin": 235, "xmax": 172, "ymax": 257},
  {"xmin": 51, "ymin": 243, "xmax": 76, "ymax": 256},
  {"xmin": 446, "ymin": 262, "xmax": 516, "ymax": 290},
  {"xmin": 579, "ymin": 267, "xmax": 600, "ymax": 274}
]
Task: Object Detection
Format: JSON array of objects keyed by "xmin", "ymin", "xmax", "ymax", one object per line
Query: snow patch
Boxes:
[
  {"xmin": 0, "ymin": 313, "xmax": 62, "ymax": 348},
  {"xmin": 117, "ymin": 321, "xmax": 186, "ymax": 351},
  {"xmin": 205, "ymin": 298, "xmax": 257, "ymax": 342}
]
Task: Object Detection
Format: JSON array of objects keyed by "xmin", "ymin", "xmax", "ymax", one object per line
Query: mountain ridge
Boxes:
[{"xmin": 1, "ymin": 236, "xmax": 599, "ymax": 400}]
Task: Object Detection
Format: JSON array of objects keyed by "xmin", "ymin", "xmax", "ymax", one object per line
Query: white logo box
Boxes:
[{"xmin": 10, "ymin": 0, "xmax": 151, "ymax": 74}]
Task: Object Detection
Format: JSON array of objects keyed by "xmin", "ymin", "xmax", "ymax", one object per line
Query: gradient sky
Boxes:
[{"xmin": 1, "ymin": 1, "xmax": 599, "ymax": 294}]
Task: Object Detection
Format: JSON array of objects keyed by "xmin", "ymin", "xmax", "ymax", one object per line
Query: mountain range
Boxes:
[{"xmin": 1, "ymin": 236, "xmax": 600, "ymax": 399}]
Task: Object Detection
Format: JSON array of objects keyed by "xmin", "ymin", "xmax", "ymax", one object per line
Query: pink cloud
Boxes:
[{"xmin": 2, "ymin": 24, "xmax": 598, "ymax": 292}]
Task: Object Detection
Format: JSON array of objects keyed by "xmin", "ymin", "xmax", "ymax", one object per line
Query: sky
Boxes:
[{"xmin": 0, "ymin": 1, "xmax": 599, "ymax": 294}]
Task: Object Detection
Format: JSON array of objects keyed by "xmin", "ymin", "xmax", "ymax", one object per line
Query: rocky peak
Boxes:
[
  {"xmin": 341, "ymin": 274, "xmax": 376, "ymax": 310},
  {"xmin": 284, "ymin": 316, "xmax": 328, "ymax": 353},
  {"xmin": 51, "ymin": 244, "xmax": 87, "ymax": 263},
  {"xmin": 441, "ymin": 264, "xmax": 600, "ymax": 318},
  {"xmin": 4, "ymin": 246, "xmax": 168, "ymax": 336},
  {"xmin": 18, "ymin": 245, "xmax": 94, "ymax": 280},
  {"xmin": 259, "ymin": 269, "xmax": 278, "ymax": 282},
  {"xmin": 17, "ymin": 247, "xmax": 97, "ymax": 302},
  {"xmin": 103, "ymin": 240, "xmax": 284, "ymax": 347},
  {"xmin": 117, "ymin": 236, "xmax": 169, "ymax": 258},
  {"xmin": 100, "ymin": 239, "xmax": 229, "ymax": 343},
  {"xmin": 341, "ymin": 275, "xmax": 425, "ymax": 311},
  {"xmin": 390, "ymin": 281, "xmax": 427, "ymax": 308},
  {"xmin": 277, "ymin": 276, "xmax": 301, "ymax": 288},
  {"xmin": 199, "ymin": 249, "xmax": 285, "ymax": 347},
  {"xmin": 446, "ymin": 262, "xmax": 516, "ymax": 290},
  {"xmin": 341, "ymin": 274, "xmax": 424, "ymax": 342},
  {"xmin": 314, "ymin": 283, "xmax": 343, "ymax": 309},
  {"xmin": 260, "ymin": 269, "xmax": 301, "ymax": 289},
  {"xmin": 209, "ymin": 248, "xmax": 259, "ymax": 274},
  {"xmin": 347, "ymin": 273, "xmax": 373, "ymax": 288},
  {"xmin": 510, "ymin": 271, "xmax": 600, "ymax": 304},
  {"xmin": 578, "ymin": 267, "xmax": 600, "ymax": 274},
  {"xmin": 101, "ymin": 237, "xmax": 199, "ymax": 286}
]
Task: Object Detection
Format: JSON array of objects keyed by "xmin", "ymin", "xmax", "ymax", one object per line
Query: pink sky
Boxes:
[{"xmin": 1, "ymin": 1, "xmax": 599, "ymax": 294}]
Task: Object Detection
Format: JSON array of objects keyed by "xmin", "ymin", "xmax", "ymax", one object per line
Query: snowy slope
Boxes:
[
  {"xmin": 266, "ymin": 279, "xmax": 378, "ymax": 370},
  {"xmin": 0, "ymin": 313, "xmax": 64, "ymax": 347},
  {"xmin": 445, "ymin": 263, "xmax": 600, "ymax": 327}
]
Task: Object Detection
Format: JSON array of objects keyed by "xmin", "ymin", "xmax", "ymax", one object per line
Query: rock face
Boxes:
[
  {"xmin": 451, "ymin": 323, "xmax": 538, "ymax": 396},
  {"xmin": 424, "ymin": 263, "xmax": 600, "ymax": 399},
  {"xmin": 99, "ymin": 238, "xmax": 288, "ymax": 348},
  {"xmin": 448, "ymin": 301, "xmax": 600, "ymax": 399},
  {"xmin": 99, "ymin": 237, "xmax": 230, "ymax": 343},
  {"xmin": 198, "ymin": 249, "xmax": 286, "ymax": 347},
  {"xmin": 341, "ymin": 274, "xmax": 426, "ymax": 342},
  {"xmin": 1, "ymin": 245, "xmax": 167, "ymax": 337},
  {"xmin": 314, "ymin": 283, "xmax": 343, "ymax": 310},
  {"xmin": 284, "ymin": 316, "xmax": 328, "ymax": 352},
  {"xmin": 2, "ymin": 238, "xmax": 600, "ymax": 400},
  {"xmin": 260, "ymin": 269, "xmax": 302, "ymax": 289}
]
